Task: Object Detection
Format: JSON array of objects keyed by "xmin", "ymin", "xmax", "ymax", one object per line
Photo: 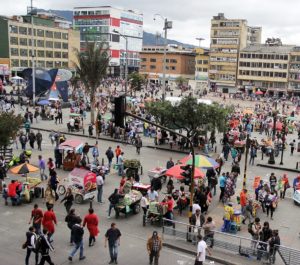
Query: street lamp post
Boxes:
[
  {"xmin": 243, "ymin": 134, "xmax": 251, "ymax": 189},
  {"xmin": 154, "ymin": 14, "xmax": 172, "ymax": 101},
  {"xmin": 280, "ymin": 119, "xmax": 287, "ymax": 165},
  {"xmin": 196, "ymin": 37, "xmax": 205, "ymax": 48},
  {"xmin": 30, "ymin": 0, "xmax": 36, "ymax": 107}
]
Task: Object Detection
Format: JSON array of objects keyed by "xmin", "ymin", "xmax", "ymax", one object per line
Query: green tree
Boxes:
[
  {"xmin": 129, "ymin": 72, "xmax": 145, "ymax": 96},
  {"xmin": 146, "ymin": 96, "xmax": 232, "ymax": 138},
  {"xmin": 175, "ymin": 76, "xmax": 187, "ymax": 87},
  {"xmin": 74, "ymin": 42, "xmax": 110, "ymax": 123},
  {"xmin": 0, "ymin": 112, "xmax": 23, "ymax": 153}
]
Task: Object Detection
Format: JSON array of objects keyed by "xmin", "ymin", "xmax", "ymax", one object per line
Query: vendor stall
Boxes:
[
  {"xmin": 115, "ymin": 190, "xmax": 142, "ymax": 218},
  {"xmin": 59, "ymin": 139, "xmax": 83, "ymax": 171}
]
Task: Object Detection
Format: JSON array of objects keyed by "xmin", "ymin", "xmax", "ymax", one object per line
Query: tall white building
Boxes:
[{"xmin": 73, "ymin": 6, "xmax": 143, "ymax": 76}]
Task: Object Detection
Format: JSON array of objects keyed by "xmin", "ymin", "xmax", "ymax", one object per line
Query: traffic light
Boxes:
[
  {"xmin": 111, "ymin": 94, "xmax": 125, "ymax": 128},
  {"xmin": 180, "ymin": 165, "xmax": 192, "ymax": 185}
]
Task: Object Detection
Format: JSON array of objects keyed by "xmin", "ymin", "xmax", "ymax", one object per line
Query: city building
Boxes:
[
  {"xmin": 139, "ymin": 45, "xmax": 195, "ymax": 86},
  {"xmin": 238, "ymin": 38, "xmax": 294, "ymax": 96},
  {"xmin": 0, "ymin": 14, "xmax": 80, "ymax": 75},
  {"xmin": 73, "ymin": 6, "xmax": 143, "ymax": 76},
  {"xmin": 209, "ymin": 13, "xmax": 261, "ymax": 93},
  {"xmin": 195, "ymin": 47, "xmax": 209, "ymax": 81},
  {"xmin": 288, "ymin": 46, "xmax": 300, "ymax": 95}
]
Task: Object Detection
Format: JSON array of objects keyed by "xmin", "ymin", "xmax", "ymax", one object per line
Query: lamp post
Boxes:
[
  {"xmin": 154, "ymin": 14, "xmax": 172, "ymax": 101},
  {"xmin": 272, "ymin": 101, "xmax": 278, "ymax": 141},
  {"xmin": 196, "ymin": 37, "xmax": 205, "ymax": 48},
  {"xmin": 280, "ymin": 119, "xmax": 287, "ymax": 165},
  {"xmin": 30, "ymin": 0, "xmax": 36, "ymax": 107},
  {"xmin": 243, "ymin": 134, "xmax": 251, "ymax": 189}
]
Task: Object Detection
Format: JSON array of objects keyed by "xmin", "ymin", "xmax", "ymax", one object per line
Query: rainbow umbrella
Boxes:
[
  {"xmin": 180, "ymin": 155, "xmax": 219, "ymax": 169},
  {"xmin": 165, "ymin": 165, "xmax": 205, "ymax": 179}
]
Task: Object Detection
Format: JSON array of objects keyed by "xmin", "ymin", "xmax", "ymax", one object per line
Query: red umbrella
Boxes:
[
  {"xmin": 269, "ymin": 121, "xmax": 283, "ymax": 130},
  {"xmin": 255, "ymin": 90, "xmax": 264, "ymax": 95},
  {"xmin": 165, "ymin": 165, "xmax": 204, "ymax": 179}
]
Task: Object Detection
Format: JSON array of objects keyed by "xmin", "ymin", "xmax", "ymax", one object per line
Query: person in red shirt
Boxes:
[
  {"xmin": 7, "ymin": 180, "xmax": 20, "ymax": 205},
  {"xmin": 240, "ymin": 189, "xmax": 248, "ymax": 216},
  {"xmin": 162, "ymin": 195, "xmax": 174, "ymax": 224},
  {"xmin": 115, "ymin": 146, "xmax": 122, "ymax": 163},
  {"xmin": 83, "ymin": 208, "xmax": 99, "ymax": 247},
  {"xmin": 42, "ymin": 205, "xmax": 57, "ymax": 238},
  {"xmin": 28, "ymin": 204, "xmax": 43, "ymax": 234}
]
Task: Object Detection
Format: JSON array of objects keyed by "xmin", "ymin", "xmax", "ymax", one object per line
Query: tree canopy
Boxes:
[
  {"xmin": 0, "ymin": 112, "xmax": 23, "ymax": 147},
  {"xmin": 74, "ymin": 41, "xmax": 110, "ymax": 123},
  {"xmin": 129, "ymin": 72, "xmax": 145, "ymax": 96},
  {"xmin": 146, "ymin": 96, "xmax": 232, "ymax": 138}
]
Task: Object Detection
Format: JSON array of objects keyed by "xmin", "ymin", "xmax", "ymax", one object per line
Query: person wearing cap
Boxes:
[{"xmin": 147, "ymin": 231, "xmax": 162, "ymax": 265}]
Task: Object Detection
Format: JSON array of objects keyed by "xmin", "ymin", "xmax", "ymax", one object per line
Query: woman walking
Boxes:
[
  {"xmin": 265, "ymin": 191, "xmax": 277, "ymax": 220},
  {"xmin": 45, "ymin": 184, "xmax": 55, "ymax": 209},
  {"xmin": 61, "ymin": 187, "xmax": 74, "ymax": 213},
  {"xmin": 42, "ymin": 205, "xmax": 57, "ymax": 239},
  {"xmin": 83, "ymin": 208, "xmax": 99, "ymax": 247}
]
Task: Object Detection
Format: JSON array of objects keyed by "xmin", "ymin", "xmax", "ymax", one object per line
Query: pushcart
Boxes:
[
  {"xmin": 124, "ymin": 159, "xmax": 142, "ymax": 180},
  {"xmin": 115, "ymin": 190, "xmax": 142, "ymax": 218},
  {"xmin": 142, "ymin": 201, "xmax": 166, "ymax": 227}
]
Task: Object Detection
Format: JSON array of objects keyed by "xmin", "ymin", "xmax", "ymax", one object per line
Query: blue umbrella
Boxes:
[{"xmin": 37, "ymin": 99, "xmax": 50, "ymax": 105}]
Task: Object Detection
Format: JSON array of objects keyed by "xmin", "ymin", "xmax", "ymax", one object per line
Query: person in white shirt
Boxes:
[
  {"xmin": 192, "ymin": 203, "xmax": 201, "ymax": 214},
  {"xmin": 147, "ymin": 188, "xmax": 158, "ymax": 202},
  {"xmin": 96, "ymin": 174, "xmax": 104, "ymax": 203},
  {"xmin": 195, "ymin": 235, "xmax": 211, "ymax": 265},
  {"xmin": 141, "ymin": 194, "xmax": 149, "ymax": 215},
  {"xmin": 69, "ymin": 118, "xmax": 75, "ymax": 130}
]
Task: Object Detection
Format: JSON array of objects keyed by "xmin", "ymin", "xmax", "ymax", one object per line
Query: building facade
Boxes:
[
  {"xmin": 289, "ymin": 47, "xmax": 300, "ymax": 94},
  {"xmin": 139, "ymin": 45, "xmax": 195, "ymax": 85},
  {"xmin": 73, "ymin": 6, "xmax": 143, "ymax": 76},
  {"xmin": 195, "ymin": 47, "xmax": 209, "ymax": 81},
  {"xmin": 238, "ymin": 41, "xmax": 294, "ymax": 96},
  {"xmin": 0, "ymin": 14, "xmax": 79, "ymax": 75},
  {"xmin": 209, "ymin": 13, "xmax": 261, "ymax": 93}
]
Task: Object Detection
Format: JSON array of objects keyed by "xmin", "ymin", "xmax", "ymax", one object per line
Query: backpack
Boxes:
[
  {"xmin": 35, "ymin": 235, "xmax": 43, "ymax": 253},
  {"xmin": 248, "ymin": 222, "xmax": 254, "ymax": 236}
]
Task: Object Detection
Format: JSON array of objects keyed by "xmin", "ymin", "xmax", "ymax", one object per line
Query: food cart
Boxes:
[
  {"xmin": 115, "ymin": 190, "xmax": 142, "ymax": 218},
  {"xmin": 143, "ymin": 201, "xmax": 167, "ymax": 227},
  {"xmin": 148, "ymin": 167, "xmax": 167, "ymax": 184},
  {"xmin": 59, "ymin": 139, "xmax": 83, "ymax": 171},
  {"xmin": 132, "ymin": 182, "xmax": 151, "ymax": 196},
  {"xmin": 57, "ymin": 168, "xmax": 97, "ymax": 204},
  {"xmin": 293, "ymin": 190, "xmax": 300, "ymax": 205},
  {"xmin": 21, "ymin": 177, "xmax": 42, "ymax": 203}
]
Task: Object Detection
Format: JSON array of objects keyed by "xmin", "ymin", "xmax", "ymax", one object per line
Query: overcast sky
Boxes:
[{"xmin": 4, "ymin": 0, "xmax": 300, "ymax": 47}]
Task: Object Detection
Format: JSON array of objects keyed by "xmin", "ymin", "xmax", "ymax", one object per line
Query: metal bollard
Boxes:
[
  {"xmin": 215, "ymin": 146, "xmax": 217, "ymax": 153},
  {"xmin": 297, "ymin": 162, "xmax": 299, "ymax": 170},
  {"xmin": 41, "ymin": 187, "xmax": 44, "ymax": 198},
  {"xmin": 141, "ymin": 166, "xmax": 143, "ymax": 175},
  {"xmin": 261, "ymin": 151, "xmax": 264, "ymax": 160},
  {"xmin": 102, "ymin": 158, "xmax": 104, "ymax": 166}
]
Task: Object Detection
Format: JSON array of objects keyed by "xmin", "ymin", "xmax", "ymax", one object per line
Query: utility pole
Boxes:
[
  {"xmin": 243, "ymin": 134, "xmax": 251, "ymax": 189},
  {"xmin": 30, "ymin": 0, "xmax": 36, "ymax": 107}
]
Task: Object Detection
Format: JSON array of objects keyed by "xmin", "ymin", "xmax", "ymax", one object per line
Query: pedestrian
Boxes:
[
  {"xmin": 108, "ymin": 189, "xmax": 121, "ymax": 218},
  {"xmin": 105, "ymin": 223, "xmax": 121, "ymax": 264},
  {"xmin": 60, "ymin": 187, "xmax": 74, "ymax": 213},
  {"xmin": 47, "ymin": 158, "xmax": 55, "ymax": 176},
  {"xmin": 265, "ymin": 191, "xmax": 277, "ymax": 220},
  {"xmin": 166, "ymin": 157, "xmax": 174, "ymax": 169},
  {"xmin": 82, "ymin": 142, "xmax": 90, "ymax": 164},
  {"xmin": 141, "ymin": 194, "xmax": 149, "ymax": 215},
  {"xmin": 34, "ymin": 108, "xmax": 39, "ymax": 123},
  {"xmin": 250, "ymin": 217, "xmax": 262, "ymax": 249},
  {"xmin": 68, "ymin": 216, "xmax": 86, "ymax": 261},
  {"xmin": 279, "ymin": 174, "xmax": 290, "ymax": 199},
  {"xmin": 118, "ymin": 152, "xmax": 124, "ymax": 176},
  {"xmin": 206, "ymin": 168, "xmax": 217, "ymax": 196},
  {"xmin": 219, "ymin": 172, "xmax": 226, "ymax": 202},
  {"xmin": 28, "ymin": 204, "xmax": 43, "ymax": 235},
  {"xmin": 269, "ymin": 230, "xmax": 280, "ymax": 263},
  {"xmin": 147, "ymin": 231, "xmax": 162, "ymax": 265},
  {"xmin": 239, "ymin": 189, "xmax": 248, "ymax": 216},
  {"xmin": 269, "ymin": 173, "xmax": 277, "ymax": 193},
  {"xmin": 92, "ymin": 142, "xmax": 99, "ymax": 163},
  {"xmin": 290, "ymin": 139, "xmax": 296, "ymax": 155},
  {"xmin": 115, "ymin": 145, "xmax": 122, "ymax": 163},
  {"xmin": 242, "ymin": 200, "xmax": 254, "ymax": 225},
  {"xmin": 88, "ymin": 123, "xmax": 94, "ymax": 137},
  {"xmin": 65, "ymin": 208, "xmax": 77, "ymax": 245},
  {"xmin": 96, "ymin": 173, "xmax": 104, "ymax": 203},
  {"xmin": 83, "ymin": 208, "xmax": 99, "ymax": 247},
  {"xmin": 42, "ymin": 205, "xmax": 57, "ymax": 239},
  {"xmin": 105, "ymin": 147, "xmax": 114, "ymax": 170},
  {"xmin": 45, "ymin": 184, "xmax": 55, "ymax": 209},
  {"xmin": 25, "ymin": 226, "xmax": 39, "ymax": 265},
  {"xmin": 195, "ymin": 234, "xmax": 211, "ymax": 265},
  {"xmin": 19, "ymin": 133, "xmax": 27, "ymax": 150},
  {"xmin": 202, "ymin": 216, "xmax": 216, "ymax": 248},
  {"xmin": 38, "ymin": 155, "xmax": 47, "ymax": 181},
  {"xmin": 28, "ymin": 131, "xmax": 36, "ymax": 149},
  {"xmin": 135, "ymin": 135, "xmax": 143, "ymax": 154},
  {"xmin": 36, "ymin": 130, "xmax": 43, "ymax": 151},
  {"xmin": 38, "ymin": 229, "xmax": 55, "ymax": 265}
]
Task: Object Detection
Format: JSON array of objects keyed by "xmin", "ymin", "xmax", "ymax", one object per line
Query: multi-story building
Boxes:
[
  {"xmin": 0, "ymin": 14, "xmax": 79, "ymax": 76},
  {"xmin": 195, "ymin": 47, "xmax": 209, "ymax": 81},
  {"xmin": 209, "ymin": 13, "xmax": 261, "ymax": 93},
  {"xmin": 288, "ymin": 47, "xmax": 300, "ymax": 95},
  {"xmin": 139, "ymin": 45, "xmax": 195, "ymax": 85},
  {"xmin": 238, "ymin": 39, "xmax": 294, "ymax": 96},
  {"xmin": 73, "ymin": 6, "xmax": 143, "ymax": 76}
]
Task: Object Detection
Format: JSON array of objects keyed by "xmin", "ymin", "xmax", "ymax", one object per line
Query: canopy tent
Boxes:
[
  {"xmin": 59, "ymin": 139, "xmax": 83, "ymax": 152},
  {"xmin": 165, "ymin": 165, "xmax": 204, "ymax": 179}
]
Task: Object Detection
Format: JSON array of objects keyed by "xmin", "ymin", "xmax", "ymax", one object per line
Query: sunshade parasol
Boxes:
[
  {"xmin": 165, "ymin": 165, "xmax": 204, "ymax": 179},
  {"xmin": 10, "ymin": 162, "xmax": 39, "ymax": 175},
  {"xmin": 180, "ymin": 155, "xmax": 219, "ymax": 169}
]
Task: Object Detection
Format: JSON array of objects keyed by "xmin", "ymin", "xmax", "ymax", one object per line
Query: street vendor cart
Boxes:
[
  {"xmin": 124, "ymin": 159, "xmax": 142, "ymax": 181},
  {"xmin": 57, "ymin": 167, "xmax": 97, "ymax": 204},
  {"xmin": 143, "ymin": 201, "xmax": 167, "ymax": 227},
  {"xmin": 59, "ymin": 139, "xmax": 83, "ymax": 171},
  {"xmin": 115, "ymin": 190, "xmax": 142, "ymax": 218},
  {"xmin": 148, "ymin": 167, "xmax": 167, "ymax": 184},
  {"xmin": 293, "ymin": 190, "xmax": 300, "ymax": 205}
]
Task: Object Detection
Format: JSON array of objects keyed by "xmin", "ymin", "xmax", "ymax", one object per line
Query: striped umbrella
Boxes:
[{"xmin": 180, "ymin": 155, "xmax": 219, "ymax": 169}]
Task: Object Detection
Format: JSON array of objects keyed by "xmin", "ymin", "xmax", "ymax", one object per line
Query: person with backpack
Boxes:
[
  {"xmin": 25, "ymin": 226, "xmax": 39, "ymax": 265},
  {"xmin": 105, "ymin": 147, "xmax": 114, "ymax": 170},
  {"xmin": 68, "ymin": 216, "xmax": 86, "ymax": 261},
  {"xmin": 242, "ymin": 199, "xmax": 254, "ymax": 225},
  {"xmin": 19, "ymin": 133, "xmax": 28, "ymax": 150},
  {"xmin": 38, "ymin": 229, "xmax": 55, "ymax": 265},
  {"xmin": 249, "ymin": 217, "xmax": 262, "ymax": 249},
  {"xmin": 65, "ymin": 209, "xmax": 77, "ymax": 245}
]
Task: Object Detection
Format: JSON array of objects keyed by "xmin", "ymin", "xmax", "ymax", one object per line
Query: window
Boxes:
[
  {"xmin": 46, "ymin": 30, "xmax": 53, "ymax": 38},
  {"xmin": 19, "ymin": 27, "xmax": 27, "ymax": 35},
  {"xmin": 62, "ymin": 33, "xmax": 68, "ymax": 40},
  {"xmin": 62, "ymin": 43, "xmax": 68, "ymax": 50},
  {"xmin": 46, "ymin": 51, "xmax": 53, "ymax": 58},
  {"xmin": 140, "ymin": 65, "xmax": 146, "ymax": 70},
  {"xmin": 54, "ymin": 32, "xmax": 61, "ymax": 39},
  {"xmin": 54, "ymin": 42, "xmax": 61, "ymax": 49},
  {"xmin": 150, "ymin": 58, "xmax": 156, "ymax": 63},
  {"xmin": 62, "ymin": 62, "xmax": 68, "ymax": 68},
  {"xmin": 11, "ymin": 59, "xmax": 19, "ymax": 67},
  {"xmin": 54, "ymin": 51, "xmax": 61, "ymax": 58},
  {"xmin": 37, "ymin": 50, "xmax": 45, "ymax": 57},
  {"xmin": 37, "ymin": 61, "xmax": 45, "ymax": 68},
  {"xmin": 150, "ymin": 65, "xmax": 156, "ymax": 69},
  {"xmin": 171, "ymin": 66, "xmax": 176, "ymax": 70},
  {"xmin": 170, "ymin": 59, "xmax": 177, "ymax": 63},
  {"xmin": 62, "ymin": 52, "xmax": 68, "ymax": 59},
  {"xmin": 166, "ymin": 59, "xmax": 169, "ymax": 63},
  {"xmin": 55, "ymin": 61, "xmax": 61, "ymax": 67},
  {"xmin": 46, "ymin": 41, "xmax": 53, "ymax": 48},
  {"xmin": 10, "ymin": 25, "xmax": 18, "ymax": 34},
  {"xmin": 19, "ymin": 38, "xmax": 27, "ymax": 46},
  {"xmin": 203, "ymin": 60, "xmax": 208, "ymax": 65},
  {"xmin": 20, "ymin": 49, "xmax": 28, "ymax": 56},
  {"xmin": 10, "ymin": 37, "xmax": 18, "ymax": 45},
  {"xmin": 111, "ymin": 34, "xmax": 120, "ymax": 42},
  {"xmin": 46, "ymin": 61, "xmax": 53, "ymax": 68},
  {"xmin": 10, "ymin": 48, "xmax": 18, "ymax": 56},
  {"xmin": 37, "ymin": 29, "xmax": 44, "ymax": 37},
  {"xmin": 37, "ymin": 40, "xmax": 44, "ymax": 47},
  {"xmin": 20, "ymin": 60, "xmax": 28, "ymax": 67},
  {"xmin": 141, "ymin": 58, "xmax": 147, "ymax": 62}
]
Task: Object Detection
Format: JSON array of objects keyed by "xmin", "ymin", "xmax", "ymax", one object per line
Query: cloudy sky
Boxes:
[{"xmin": 4, "ymin": 0, "xmax": 300, "ymax": 47}]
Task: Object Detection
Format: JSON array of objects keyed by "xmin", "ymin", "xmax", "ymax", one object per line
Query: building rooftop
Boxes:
[{"xmin": 241, "ymin": 44, "xmax": 296, "ymax": 54}]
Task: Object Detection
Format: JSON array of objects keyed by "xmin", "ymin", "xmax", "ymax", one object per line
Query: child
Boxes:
[{"xmin": 2, "ymin": 183, "xmax": 8, "ymax": 205}]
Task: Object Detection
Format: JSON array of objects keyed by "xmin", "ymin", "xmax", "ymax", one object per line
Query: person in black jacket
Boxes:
[
  {"xmin": 108, "ymin": 189, "xmax": 122, "ymax": 218},
  {"xmin": 68, "ymin": 216, "xmax": 85, "ymax": 261},
  {"xmin": 25, "ymin": 226, "xmax": 38, "ymax": 265},
  {"xmin": 65, "ymin": 209, "xmax": 77, "ymax": 244},
  {"xmin": 39, "ymin": 229, "xmax": 54, "ymax": 265},
  {"xmin": 60, "ymin": 188, "xmax": 74, "ymax": 213}
]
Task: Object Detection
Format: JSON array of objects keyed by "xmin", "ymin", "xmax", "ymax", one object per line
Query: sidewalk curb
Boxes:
[
  {"xmin": 256, "ymin": 163, "xmax": 300, "ymax": 173},
  {"xmin": 163, "ymin": 242, "xmax": 239, "ymax": 265},
  {"xmin": 146, "ymin": 145, "xmax": 190, "ymax": 154}
]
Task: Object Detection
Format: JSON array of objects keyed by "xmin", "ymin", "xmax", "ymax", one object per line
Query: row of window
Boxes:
[
  {"xmin": 10, "ymin": 37, "xmax": 68, "ymax": 49},
  {"xmin": 74, "ymin": 10, "xmax": 110, "ymax": 16},
  {"xmin": 240, "ymin": 53, "xmax": 288, "ymax": 60},
  {"xmin": 239, "ymin": 61, "xmax": 288, "ymax": 69},
  {"xmin": 239, "ymin": 70, "xmax": 287, "ymax": 78},
  {"xmin": 80, "ymin": 33, "xmax": 119, "ymax": 42},
  {"xmin": 196, "ymin": 67, "xmax": 208, "ymax": 72},
  {"xmin": 210, "ymin": 56, "xmax": 237, "ymax": 62},
  {"xmin": 211, "ymin": 22, "xmax": 240, "ymax": 28},
  {"xmin": 215, "ymin": 73, "xmax": 236, "ymax": 81},
  {"xmin": 11, "ymin": 59, "xmax": 68, "ymax": 68},
  {"xmin": 196, "ymin": 60, "xmax": 209, "ymax": 65},
  {"xmin": 211, "ymin": 38, "xmax": 239, "ymax": 45},
  {"xmin": 74, "ymin": 19, "xmax": 109, "ymax": 26},
  {"xmin": 140, "ymin": 65, "xmax": 177, "ymax": 71},
  {"xmin": 10, "ymin": 25, "xmax": 68, "ymax": 39},
  {"xmin": 210, "ymin": 48, "xmax": 237, "ymax": 54},
  {"xmin": 11, "ymin": 48, "xmax": 68, "ymax": 59},
  {"xmin": 141, "ymin": 58, "xmax": 178, "ymax": 63}
]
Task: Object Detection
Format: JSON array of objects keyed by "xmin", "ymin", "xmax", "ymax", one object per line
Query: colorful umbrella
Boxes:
[
  {"xmin": 165, "ymin": 165, "xmax": 204, "ymax": 179},
  {"xmin": 269, "ymin": 121, "xmax": 283, "ymax": 131},
  {"xmin": 180, "ymin": 155, "xmax": 219, "ymax": 169},
  {"xmin": 255, "ymin": 90, "xmax": 264, "ymax": 95},
  {"xmin": 10, "ymin": 162, "xmax": 39, "ymax": 175},
  {"xmin": 243, "ymin": 108, "xmax": 254, "ymax": 115}
]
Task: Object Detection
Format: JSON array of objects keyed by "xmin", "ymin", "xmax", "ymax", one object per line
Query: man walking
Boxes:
[
  {"xmin": 195, "ymin": 234, "xmax": 211, "ymax": 265},
  {"xmin": 219, "ymin": 173, "xmax": 226, "ymax": 202},
  {"xmin": 105, "ymin": 147, "xmax": 114, "ymax": 170},
  {"xmin": 96, "ymin": 173, "xmax": 104, "ymax": 203},
  {"xmin": 25, "ymin": 226, "xmax": 39, "ymax": 265},
  {"xmin": 135, "ymin": 135, "xmax": 143, "ymax": 154},
  {"xmin": 147, "ymin": 231, "xmax": 162, "ymax": 265},
  {"xmin": 36, "ymin": 130, "xmax": 43, "ymax": 151},
  {"xmin": 92, "ymin": 142, "xmax": 99, "ymax": 162},
  {"xmin": 28, "ymin": 204, "xmax": 43, "ymax": 235},
  {"xmin": 68, "ymin": 216, "xmax": 86, "ymax": 261},
  {"xmin": 105, "ymin": 223, "xmax": 121, "ymax": 264},
  {"xmin": 38, "ymin": 155, "xmax": 47, "ymax": 181},
  {"xmin": 38, "ymin": 229, "xmax": 55, "ymax": 265}
]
